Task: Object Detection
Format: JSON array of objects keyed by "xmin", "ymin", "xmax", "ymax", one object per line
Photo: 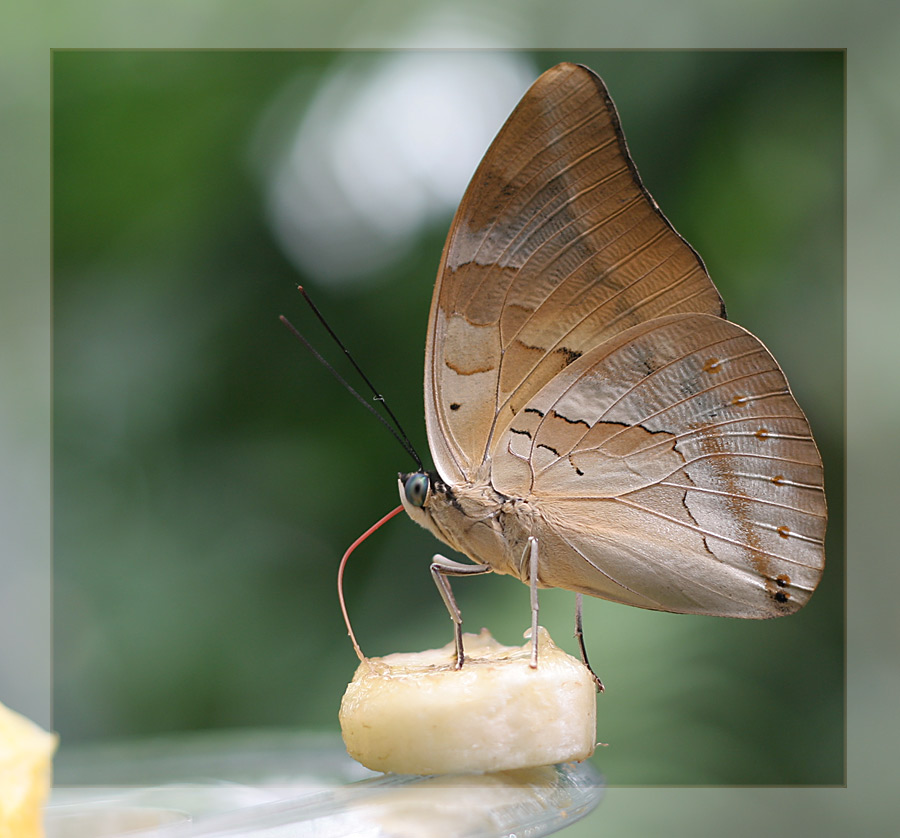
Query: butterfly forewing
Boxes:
[
  {"xmin": 492, "ymin": 313, "xmax": 826, "ymax": 617},
  {"xmin": 426, "ymin": 63, "xmax": 725, "ymax": 484}
]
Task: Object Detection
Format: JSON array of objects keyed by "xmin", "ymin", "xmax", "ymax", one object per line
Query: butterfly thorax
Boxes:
[{"xmin": 398, "ymin": 471, "xmax": 535, "ymax": 581}]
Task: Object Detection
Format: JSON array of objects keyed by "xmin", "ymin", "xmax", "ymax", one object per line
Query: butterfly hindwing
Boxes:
[{"xmin": 492, "ymin": 313, "xmax": 826, "ymax": 617}]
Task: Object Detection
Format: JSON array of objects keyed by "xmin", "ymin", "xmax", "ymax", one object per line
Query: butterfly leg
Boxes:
[
  {"xmin": 526, "ymin": 536, "xmax": 540, "ymax": 669},
  {"xmin": 430, "ymin": 555, "xmax": 493, "ymax": 669},
  {"xmin": 574, "ymin": 592, "xmax": 604, "ymax": 692}
]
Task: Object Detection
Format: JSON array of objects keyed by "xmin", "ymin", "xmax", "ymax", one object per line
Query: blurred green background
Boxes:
[{"xmin": 52, "ymin": 50, "xmax": 844, "ymax": 786}]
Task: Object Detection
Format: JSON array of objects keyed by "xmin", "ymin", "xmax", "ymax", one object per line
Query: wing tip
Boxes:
[{"xmin": 537, "ymin": 61, "xmax": 726, "ymax": 321}]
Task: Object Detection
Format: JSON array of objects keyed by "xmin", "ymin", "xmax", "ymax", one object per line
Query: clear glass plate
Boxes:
[{"xmin": 48, "ymin": 729, "xmax": 604, "ymax": 837}]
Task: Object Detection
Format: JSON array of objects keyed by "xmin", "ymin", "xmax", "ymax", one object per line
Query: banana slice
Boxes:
[
  {"xmin": 0, "ymin": 700, "xmax": 57, "ymax": 838},
  {"xmin": 339, "ymin": 627, "xmax": 596, "ymax": 775}
]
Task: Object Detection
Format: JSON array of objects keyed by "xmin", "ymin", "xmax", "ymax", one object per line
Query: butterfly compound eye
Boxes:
[{"xmin": 404, "ymin": 473, "xmax": 430, "ymax": 508}]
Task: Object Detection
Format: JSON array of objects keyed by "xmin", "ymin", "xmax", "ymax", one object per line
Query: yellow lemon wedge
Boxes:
[
  {"xmin": 339, "ymin": 627, "xmax": 597, "ymax": 775},
  {"xmin": 0, "ymin": 700, "xmax": 57, "ymax": 838}
]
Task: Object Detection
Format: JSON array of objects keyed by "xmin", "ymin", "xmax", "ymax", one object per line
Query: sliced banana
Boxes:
[
  {"xmin": 0, "ymin": 700, "xmax": 57, "ymax": 838},
  {"xmin": 339, "ymin": 627, "xmax": 597, "ymax": 775}
]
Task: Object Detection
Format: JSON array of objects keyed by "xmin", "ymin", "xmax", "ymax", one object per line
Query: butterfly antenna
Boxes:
[
  {"xmin": 279, "ymin": 314, "xmax": 424, "ymax": 471},
  {"xmin": 296, "ymin": 286, "xmax": 422, "ymax": 462}
]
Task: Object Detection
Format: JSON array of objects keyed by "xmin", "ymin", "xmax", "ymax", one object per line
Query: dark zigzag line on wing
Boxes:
[
  {"xmin": 596, "ymin": 412, "xmax": 815, "ymax": 460},
  {"xmin": 530, "ymin": 330, "xmax": 758, "ymax": 460},
  {"xmin": 587, "ymin": 337, "xmax": 769, "ymax": 428},
  {"xmin": 483, "ymin": 228, "xmax": 683, "ymax": 464},
  {"xmin": 484, "ymin": 267, "xmax": 714, "ymax": 468},
  {"xmin": 486, "ymin": 226, "xmax": 691, "ymax": 456},
  {"xmin": 560, "ymin": 348, "xmax": 785, "ymax": 456},
  {"xmin": 442, "ymin": 71, "xmax": 711, "ymax": 469},
  {"xmin": 471, "ymin": 93, "xmax": 714, "ymax": 436},
  {"xmin": 551, "ymin": 385, "xmax": 798, "ymax": 479},
  {"xmin": 567, "ymin": 349, "xmax": 782, "ymax": 455},
  {"xmin": 506, "ymin": 265, "xmax": 716, "ymax": 430},
  {"xmin": 582, "ymin": 381, "xmax": 794, "ymax": 457}
]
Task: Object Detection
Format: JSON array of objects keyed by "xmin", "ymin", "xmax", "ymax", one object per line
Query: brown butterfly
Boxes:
[{"xmin": 396, "ymin": 63, "xmax": 826, "ymax": 686}]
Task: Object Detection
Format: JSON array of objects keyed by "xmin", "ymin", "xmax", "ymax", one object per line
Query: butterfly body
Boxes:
[
  {"xmin": 396, "ymin": 62, "xmax": 825, "ymax": 667},
  {"xmin": 398, "ymin": 473, "xmax": 529, "ymax": 581}
]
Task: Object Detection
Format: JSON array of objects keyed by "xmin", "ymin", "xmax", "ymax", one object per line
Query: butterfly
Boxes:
[{"xmin": 395, "ymin": 62, "xmax": 826, "ymax": 686}]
